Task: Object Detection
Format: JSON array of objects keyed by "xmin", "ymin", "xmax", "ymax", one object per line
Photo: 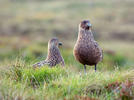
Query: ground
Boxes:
[
  {"xmin": 0, "ymin": 40, "xmax": 134, "ymax": 100},
  {"xmin": 0, "ymin": 0, "xmax": 134, "ymax": 100}
]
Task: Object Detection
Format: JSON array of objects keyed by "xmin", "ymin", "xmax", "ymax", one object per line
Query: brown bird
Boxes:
[
  {"xmin": 33, "ymin": 38, "xmax": 65, "ymax": 68},
  {"xmin": 73, "ymin": 20, "xmax": 103, "ymax": 72}
]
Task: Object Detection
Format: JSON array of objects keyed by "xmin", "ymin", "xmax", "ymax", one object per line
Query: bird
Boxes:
[
  {"xmin": 73, "ymin": 20, "xmax": 103, "ymax": 73},
  {"xmin": 33, "ymin": 37, "xmax": 65, "ymax": 68}
]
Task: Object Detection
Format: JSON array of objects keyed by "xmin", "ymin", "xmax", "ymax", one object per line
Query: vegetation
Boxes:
[
  {"xmin": 0, "ymin": 43, "xmax": 134, "ymax": 100},
  {"xmin": 0, "ymin": 0, "xmax": 134, "ymax": 100}
]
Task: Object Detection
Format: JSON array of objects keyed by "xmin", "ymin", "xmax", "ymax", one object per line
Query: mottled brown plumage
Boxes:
[
  {"xmin": 33, "ymin": 38, "xmax": 65, "ymax": 68},
  {"xmin": 73, "ymin": 20, "xmax": 103, "ymax": 72}
]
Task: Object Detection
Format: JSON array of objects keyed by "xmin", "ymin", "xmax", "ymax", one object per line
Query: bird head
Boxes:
[
  {"xmin": 49, "ymin": 37, "xmax": 62, "ymax": 47},
  {"xmin": 79, "ymin": 20, "xmax": 92, "ymax": 30}
]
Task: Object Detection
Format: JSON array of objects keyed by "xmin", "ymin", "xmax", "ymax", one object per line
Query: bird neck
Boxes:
[
  {"xmin": 46, "ymin": 44, "xmax": 59, "ymax": 60},
  {"xmin": 78, "ymin": 29, "xmax": 94, "ymax": 41}
]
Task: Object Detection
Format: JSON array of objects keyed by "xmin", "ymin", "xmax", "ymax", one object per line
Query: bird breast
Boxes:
[{"xmin": 74, "ymin": 38, "xmax": 102, "ymax": 65}]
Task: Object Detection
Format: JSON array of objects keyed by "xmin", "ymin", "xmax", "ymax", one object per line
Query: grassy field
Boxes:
[
  {"xmin": 0, "ymin": 0, "xmax": 134, "ymax": 100},
  {"xmin": 0, "ymin": 40, "xmax": 134, "ymax": 100}
]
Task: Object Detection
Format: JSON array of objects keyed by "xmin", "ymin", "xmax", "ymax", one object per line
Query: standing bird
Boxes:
[
  {"xmin": 33, "ymin": 38, "xmax": 65, "ymax": 68},
  {"xmin": 73, "ymin": 20, "xmax": 103, "ymax": 73}
]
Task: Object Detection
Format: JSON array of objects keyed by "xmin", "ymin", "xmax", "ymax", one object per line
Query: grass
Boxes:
[
  {"xmin": 0, "ymin": 63, "xmax": 134, "ymax": 100},
  {"xmin": 0, "ymin": 40, "xmax": 134, "ymax": 100},
  {"xmin": 0, "ymin": 0, "xmax": 134, "ymax": 99},
  {"xmin": 0, "ymin": 44, "xmax": 134, "ymax": 100},
  {"xmin": 0, "ymin": 37, "xmax": 134, "ymax": 100}
]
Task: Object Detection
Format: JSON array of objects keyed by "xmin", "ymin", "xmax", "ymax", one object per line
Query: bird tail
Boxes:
[{"xmin": 32, "ymin": 60, "xmax": 49, "ymax": 68}]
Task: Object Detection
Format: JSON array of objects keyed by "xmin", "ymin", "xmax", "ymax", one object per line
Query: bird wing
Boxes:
[
  {"xmin": 32, "ymin": 60, "xmax": 50, "ymax": 68},
  {"xmin": 94, "ymin": 41, "xmax": 103, "ymax": 61}
]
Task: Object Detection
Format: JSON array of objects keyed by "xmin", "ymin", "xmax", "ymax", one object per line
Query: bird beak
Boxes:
[
  {"xmin": 58, "ymin": 42, "xmax": 62, "ymax": 46},
  {"xmin": 87, "ymin": 23, "xmax": 92, "ymax": 27}
]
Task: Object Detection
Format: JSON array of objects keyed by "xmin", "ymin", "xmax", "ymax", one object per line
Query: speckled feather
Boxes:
[
  {"xmin": 74, "ymin": 25, "xmax": 102, "ymax": 66},
  {"xmin": 33, "ymin": 38, "xmax": 65, "ymax": 68}
]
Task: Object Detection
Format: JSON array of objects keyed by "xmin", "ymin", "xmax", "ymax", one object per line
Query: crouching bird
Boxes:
[
  {"xmin": 33, "ymin": 38, "xmax": 65, "ymax": 68},
  {"xmin": 73, "ymin": 20, "xmax": 103, "ymax": 73}
]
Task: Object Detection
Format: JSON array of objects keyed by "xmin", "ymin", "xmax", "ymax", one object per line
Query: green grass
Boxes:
[
  {"xmin": 0, "ymin": 0, "xmax": 134, "ymax": 99},
  {"xmin": 0, "ymin": 63, "xmax": 134, "ymax": 100},
  {"xmin": 0, "ymin": 45, "xmax": 134, "ymax": 100},
  {"xmin": 0, "ymin": 38, "xmax": 134, "ymax": 100}
]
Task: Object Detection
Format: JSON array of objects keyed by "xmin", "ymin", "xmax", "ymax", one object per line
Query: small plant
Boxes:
[
  {"xmin": 8, "ymin": 57, "xmax": 25, "ymax": 81},
  {"xmin": 119, "ymin": 80, "xmax": 134, "ymax": 100},
  {"xmin": 105, "ymin": 80, "xmax": 134, "ymax": 100},
  {"xmin": 105, "ymin": 81, "xmax": 121, "ymax": 92},
  {"xmin": 22, "ymin": 66, "xmax": 66, "ymax": 87}
]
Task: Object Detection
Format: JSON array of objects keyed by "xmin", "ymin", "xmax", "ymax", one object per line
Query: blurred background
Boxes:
[{"xmin": 0, "ymin": 0, "xmax": 134, "ymax": 69}]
